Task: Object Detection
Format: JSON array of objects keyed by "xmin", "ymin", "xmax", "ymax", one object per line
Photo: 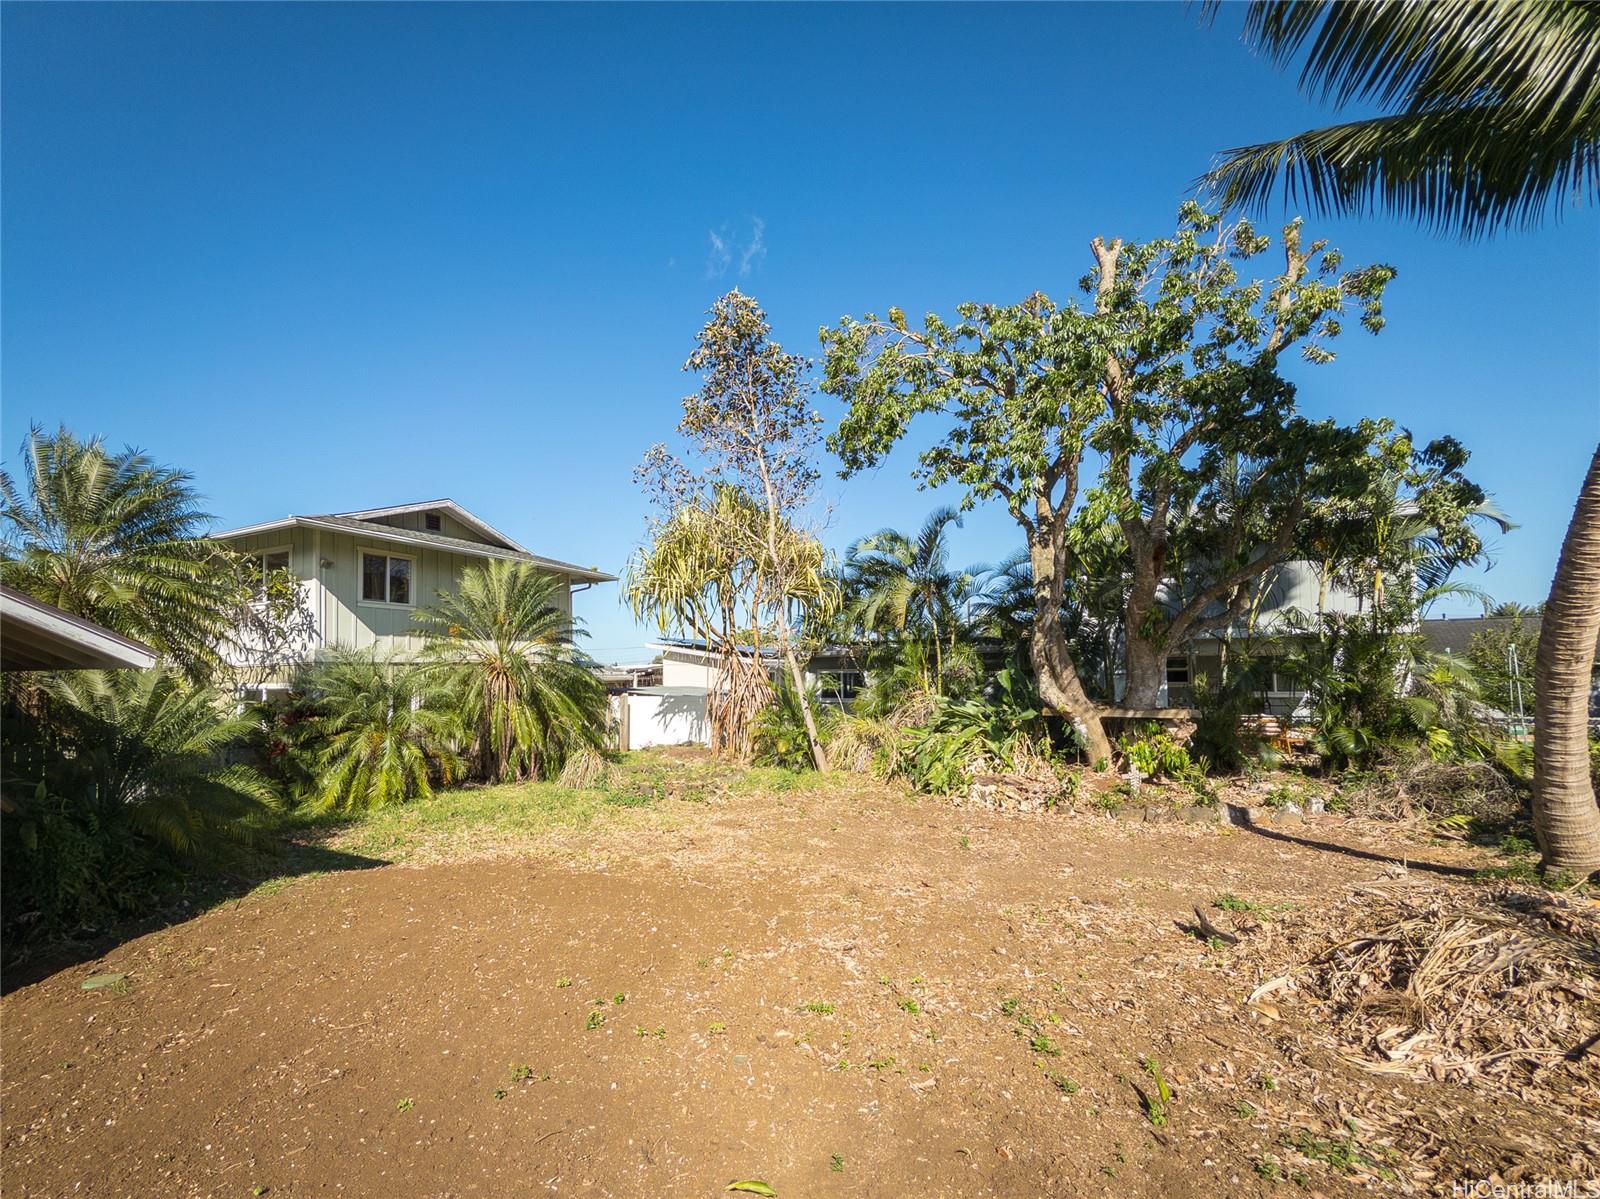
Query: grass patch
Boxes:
[{"xmin": 288, "ymin": 751, "xmax": 716, "ymax": 862}]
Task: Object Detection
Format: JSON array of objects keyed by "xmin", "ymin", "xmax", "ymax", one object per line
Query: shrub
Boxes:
[
  {"xmin": 1116, "ymin": 723, "xmax": 1194, "ymax": 780},
  {"xmin": 753, "ymin": 675, "xmax": 827, "ymax": 770},
  {"xmin": 2, "ymin": 670, "xmax": 275, "ymax": 953},
  {"xmin": 1189, "ymin": 662, "xmax": 1271, "ymax": 773}
]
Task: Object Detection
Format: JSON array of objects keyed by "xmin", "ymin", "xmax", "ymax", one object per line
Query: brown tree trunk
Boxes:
[
  {"xmin": 1533, "ymin": 443, "xmax": 1600, "ymax": 877},
  {"xmin": 1029, "ymin": 536, "xmax": 1112, "ymax": 766}
]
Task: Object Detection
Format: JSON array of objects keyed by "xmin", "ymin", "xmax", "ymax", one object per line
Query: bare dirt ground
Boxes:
[{"xmin": 3, "ymin": 753, "xmax": 1594, "ymax": 1198}]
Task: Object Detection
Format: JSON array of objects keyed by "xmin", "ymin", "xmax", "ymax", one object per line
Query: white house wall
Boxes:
[{"xmin": 661, "ymin": 650, "xmax": 719, "ymax": 689}]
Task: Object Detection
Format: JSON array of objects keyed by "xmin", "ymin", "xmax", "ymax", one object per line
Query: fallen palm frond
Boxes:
[
  {"xmin": 1238, "ymin": 879, "xmax": 1600, "ymax": 1130},
  {"xmin": 1339, "ymin": 752, "xmax": 1524, "ymax": 825}
]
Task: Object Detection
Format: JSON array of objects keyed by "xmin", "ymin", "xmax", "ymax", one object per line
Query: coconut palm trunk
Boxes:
[{"xmin": 1533, "ymin": 444, "xmax": 1600, "ymax": 877}]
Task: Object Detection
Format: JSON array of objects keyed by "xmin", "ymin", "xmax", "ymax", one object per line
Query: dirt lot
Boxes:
[{"xmin": 2, "ymin": 754, "xmax": 1594, "ymax": 1197}]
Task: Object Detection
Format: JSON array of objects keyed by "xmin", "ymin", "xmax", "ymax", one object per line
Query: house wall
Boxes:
[
  {"xmin": 221, "ymin": 526, "xmax": 575, "ymax": 667},
  {"xmin": 365, "ymin": 510, "xmax": 494, "ymax": 546},
  {"xmin": 661, "ymin": 648, "xmax": 721, "ymax": 689}
]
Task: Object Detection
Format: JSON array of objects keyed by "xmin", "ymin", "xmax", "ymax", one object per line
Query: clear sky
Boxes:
[{"xmin": 5, "ymin": 3, "xmax": 1597, "ymax": 663}]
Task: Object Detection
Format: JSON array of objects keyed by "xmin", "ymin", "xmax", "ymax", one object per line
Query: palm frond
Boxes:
[{"xmin": 1201, "ymin": 0, "xmax": 1600, "ymax": 237}]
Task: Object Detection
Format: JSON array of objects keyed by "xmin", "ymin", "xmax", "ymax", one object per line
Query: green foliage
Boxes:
[
  {"xmin": 839, "ymin": 507, "xmax": 987, "ymax": 698},
  {"xmin": 1203, "ymin": 0, "xmax": 1600, "ymax": 238},
  {"xmin": 297, "ymin": 649, "xmax": 462, "ymax": 813},
  {"xmin": 1139, "ymin": 1056, "xmax": 1173, "ymax": 1127},
  {"xmin": 822, "ymin": 204, "xmax": 1400, "ymax": 728},
  {"xmin": 2, "ymin": 670, "xmax": 274, "ymax": 951},
  {"xmin": 415, "ymin": 560, "xmax": 608, "ymax": 783},
  {"xmin": 893, "ymin": 667, "xmax": 1061, "ymax": 795},
  {"xmin": 1115, "ymin": 723, "xmax": 1194, "ymax": 780},
  {"xmin": 753, "ymin": 674, "xmax": 828, "ymax": 771},
  {"xmin": 0, "ymin": 424, "xmax": 245, "ymax": 681},
  {"xmin": 1466, "ymin": 614, "xmax": 1538, "ymax": 718},
  {"xmin": 37, "ymin": 669, "xmax": 277, "ymax": 851},
  {"xmin": 1282, "ymin": 601, "xmax": 1495, "ymax": 770},
  {"xmin": 1189, "ymin": 658, "xmax": 1275, "ymax": 773}
]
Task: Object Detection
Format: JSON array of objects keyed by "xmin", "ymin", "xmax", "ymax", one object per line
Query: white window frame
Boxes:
[
  {"xmin": 358, "ymin": 548, "xmax": 416, "ymax": 608},
  {"xmin": 245, "ymin": 544, "xmax": 294, "ymax": 596},
  {"xmin": 1164, "ymin": 655, "xmax": 1191, "ymax": 686}
]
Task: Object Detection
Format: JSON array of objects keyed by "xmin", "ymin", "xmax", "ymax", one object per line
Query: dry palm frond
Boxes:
[
  {"xmin": 1340, "ymin": 751, "xmax": 1524, "ymax": 824},
  {"xmin": 558, "ymin": 747, "xmax": 613, "ymax": 791},
  {"xmin": 1240, "ymin": 881, "xmax": 1600, "ymax": 1123}
]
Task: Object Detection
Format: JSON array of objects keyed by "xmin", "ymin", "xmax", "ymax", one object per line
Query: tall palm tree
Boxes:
[
  {"xmin": 1, "ymin": 424, "xmax": 241, "ymax": 680},
  {"xmin": 842, "ymin": 507, "xmax": 982, "ymax": 693},
  {"xmin": 38, "ymin": 668, "xmax": 277, "ymax": 852},
  {"xmin": 301, "ymin": 649, "xmax": 462, "ymax": 812},
  {"xmin": 415, "ymin": 560, "xmax": 607, "ymax": 783},
  {"xmin": 1205, "ymin": 2, "xmax": 1600, "ymax": 875}
]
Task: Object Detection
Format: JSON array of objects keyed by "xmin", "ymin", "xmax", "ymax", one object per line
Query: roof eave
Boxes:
[{"xmin": 213, "ymin": 516, "xmax": 615, "ymax": 582}]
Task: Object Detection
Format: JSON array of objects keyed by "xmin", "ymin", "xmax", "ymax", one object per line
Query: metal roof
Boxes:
[{"xmin": 1, "ymin": 586, "xmax": 158, "ymax": 671}]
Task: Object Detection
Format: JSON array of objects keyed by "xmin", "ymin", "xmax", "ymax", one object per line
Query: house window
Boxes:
[
  {"xmin": 246, "ymin": 548, "xmax": 292, "ymax": 595},
  {"xmin": 1164, "ymin": 655, "xmax": 1191, "ymax": 686},
  {"xmin": 361, "ymin": 552, "xmax": 412, "ymax": 605},
  {"xmin": 425, "ymin": 513, "xmax": 442, "ymax": 532},
  {"xmin": 1271, "ymin": 667, "xmax": 1303, "ymax": 694},
  {"xmin": 820, "ymin": 671, "xmax": 864, "ymax": 702}
]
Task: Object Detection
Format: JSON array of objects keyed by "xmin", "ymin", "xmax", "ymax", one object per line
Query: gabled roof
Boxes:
[
  {"xmin": 213, "ymin": 501, "xmax": 615, "ymax": 582},
  {"xmin": 333, "ymin": 499, "xmax": 529, "ymax": 554},
  {"xmin": 1, "ymin": 585, "xmax": 158, "ymax": 671}
]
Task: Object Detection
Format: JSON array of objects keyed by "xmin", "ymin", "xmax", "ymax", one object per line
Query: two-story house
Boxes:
[{"xmin": 213, "ymin": 499, "xmax": 614, "ymax": 695}]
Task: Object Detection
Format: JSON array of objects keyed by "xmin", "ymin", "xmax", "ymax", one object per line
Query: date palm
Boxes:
[
  {"xmin": 1206, "ymin": 0, "xmax": 1600, "ymax": 875},
  {"xmin": 302, "ymin": 649, "xmax": 462, "ymax": 812},
  {"xmin": 415, "ymin": 560, "xmax": 607, "ymax": 783},
  {"xmin": 1, "ymin": 424, "xmax": 240, "ymax": 680}
]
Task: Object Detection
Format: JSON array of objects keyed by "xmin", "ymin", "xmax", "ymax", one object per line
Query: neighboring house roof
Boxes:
[
  {"xmin": 1, "ymin": 585, "xmax": 158, "ymax": 671},
  {"xmin": 1418, "ymin": 614, "xmax": 1596, "ymax": 660},
  {"xmin": 213, "ymin": 501, "xmax": 616, "ymax": 582},
  {"xmin": 1421, "ymin": 616, "xmax": 1524, "ymax": 657}
]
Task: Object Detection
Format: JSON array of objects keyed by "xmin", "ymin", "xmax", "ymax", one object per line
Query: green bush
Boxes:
[
  {"xmin": 752, "ymin": 675, "xmax": 825, "ymax": 771},
  {"xmin": 2, "ymin": 670, "xmax": 274, "ymax": 954},
  {"xmin": 1189, "ymin": 662, "xmax": 1273, "ymax": 773},
  {"xmin": 1116, "ymin": 723, "xmax": 1194, "ymax": 780}
]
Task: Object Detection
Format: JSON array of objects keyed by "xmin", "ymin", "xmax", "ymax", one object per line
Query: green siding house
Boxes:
[{"xmin": 213, "ymin": 499, "xmax": 614, "ymax": 692}]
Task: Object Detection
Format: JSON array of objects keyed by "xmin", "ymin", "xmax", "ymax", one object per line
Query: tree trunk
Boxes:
[
  {"xmin": 780, "ymin": 641, "xmax": 829, "ymax": 772},
  {"xmin": 1028, "ymin": 535, "xmax": 1111, "ymax": 766},
  {"xmin": 1532, "ymin": 443, "xmax": 1600, "ymax": 878},
  {"xmin": 1123, "ymin": 635, "xmax": 1166, "ymax": 709}
]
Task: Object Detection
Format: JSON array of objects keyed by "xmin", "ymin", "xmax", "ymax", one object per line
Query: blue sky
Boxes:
[{"xmin": 5, "ymin": 3, "xmax": 1596, "ymax": 663}]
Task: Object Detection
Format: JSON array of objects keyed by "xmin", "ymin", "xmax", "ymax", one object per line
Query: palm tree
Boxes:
[
  {"xmin": 39, "ymin": 669, "xmax": 277, "ymax": 852},
  {"xmin": 1, "ymin": 424, "xmax": 241, "ymax": 680},
  {"xmin": 301, "ymin": 649, "xmax": 462, "ymax": 812},
  {"xmin": 1204, "ymin": 1, "xmax": 1600, "ymax": 876},
  {"xmin": 415, "ymin": 560, "xmax": 607, "ymax": 783},
  {"xmin": 842, "ymin": 507, "xmax": 983, "ymax": 694}
]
